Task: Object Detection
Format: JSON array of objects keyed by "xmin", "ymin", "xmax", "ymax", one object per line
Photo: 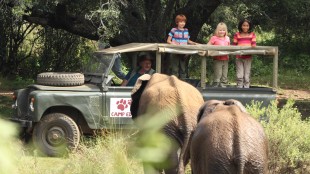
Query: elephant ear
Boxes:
[
  {"xmin": 131, "ymin": 74, "xmax": 151, "ymax": 94},
  {"xmin": 197, "ymin": 100, "xmax": 221, "ymax": 122},
  {"xmin": 224, "ymin": 99, "xmax": 248, "ymax": 113},
  {"xmin": 130, "ymin": 74, "xmax": 151, "ymax": 119}
]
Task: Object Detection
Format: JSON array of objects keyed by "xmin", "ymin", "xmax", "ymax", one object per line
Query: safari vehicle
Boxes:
[{"xmin": 10, "ymin": 43, "xmax": 278, "ymax": 156}]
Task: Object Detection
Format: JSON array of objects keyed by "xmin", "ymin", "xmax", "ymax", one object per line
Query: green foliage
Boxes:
[
  {"xmin": 36, "ymin": 28, "xmax": 92, "ymax": 73},
  {"xmin": 201, "ymin": 0, "xmax": 310, "ymax": 81},
  {"xmin": 247, "ymin": 100, "xmax": 310, "ymax": 173},
  {"xmin": 188, "ymin": 53, "xmax": 310, "ymax": 89},
  {"xmin": 280, "ymin": 54, "xmax": 310, "ymax": 73},
  {"xmin": 68, "ymin": 134, "xmax": 143, "ymax": 174},
  {"xmin": 131, "ymin": 107, "xmax": 180, "ymax": 173},
  {"xmin": 278, "ymin": 69, "xmax": 310, "ymax": 90},
  {"xmin": 17, "ymin": 156, "xmax": 70, "ymax": 174},
  {"xmin": 0, "ymin": 95, "xmax": 12, "ymax": 119},
  {"xmin": 251, "ymin": 56, "xmax": 273, "ymax": 77},
  {"xmin": 188, "ymin": 54, "xmax": 212, "ymax": 81},
  {"xmin": 0, "ymin": 76, "xmax": 34, "ymax": 120},
  {"xmin": 85, "ymin": 1, "xmax": 123, "ymax": 44},
  {"xmin": 188, "ymin": 55, "xmax": 274, "ymax": 86},
  {"xmin": 1, "ymin": 0, "xmax": 310, "ymax": 81},
  {"xmin": 205, "ymin": 4, "xmax": 239, "ymax": 37},
  {"xmin": 0, "ymin": 76, "xmax": 34, "ymax": 90},
  {"xmin": 257, "ymin": 30, "xmax": 276, "ymax": 44},
  {"xmin": 262, "ymin": 31, "xmax": 310, "ymax": 74},
  {"xmin": 0, "ymin": 100, "xmax": 307, "ymax": 173},
  {"xmin": 17, "ymin": 133, "xmax": 143, "ymax": 174},
  {"xmin": 1, "ymin": 2, "xmax": 96, "ymax": 77}
]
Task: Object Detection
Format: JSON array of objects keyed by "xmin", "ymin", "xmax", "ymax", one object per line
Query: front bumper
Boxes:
[{"xmin": 9, "ymin": 118, "xmax": 33, "ymax": 128}]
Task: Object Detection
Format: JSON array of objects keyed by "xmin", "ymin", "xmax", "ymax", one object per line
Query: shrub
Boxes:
[
  {"xmin": 247, "ymin": 100, "xmax": 310, "ymax": 173},
  {"xmin": 68, "ymin": 133, "xmax": 143, "ymax": 174},
  {"xmin": 0, "ymin": 75, "xmax": 34, "ymax": 91},
  {"xmin": 11, "ymin": 100, "xmax": 310, "ymax": 174}
]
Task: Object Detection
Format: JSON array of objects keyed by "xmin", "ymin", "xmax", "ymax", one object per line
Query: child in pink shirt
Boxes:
[
  {"xmin": 233, "ymin": 19, "xmax": 256, "ymax": 88},
  {"xmin": 207, "ymin": 22, "xmax": 230, "ymax": 87}
]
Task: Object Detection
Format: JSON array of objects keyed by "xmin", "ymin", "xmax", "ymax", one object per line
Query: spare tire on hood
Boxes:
[{"xmin": 37, "ymin": 72, "xmax": 84, "ymax": 86}]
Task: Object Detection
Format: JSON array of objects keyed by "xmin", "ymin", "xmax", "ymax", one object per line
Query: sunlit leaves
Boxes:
[{"xmin": 85, "ymin": 1, "xmax": 123, "ymax": 44}]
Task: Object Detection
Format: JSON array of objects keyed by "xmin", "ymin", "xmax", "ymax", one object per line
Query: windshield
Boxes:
[{"xmin": 84, "ymin": 52, "xmax": 115, "ymax": 74}]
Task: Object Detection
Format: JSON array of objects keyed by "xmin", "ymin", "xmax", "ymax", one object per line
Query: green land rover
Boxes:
[{"xmin": 10, "ymin": 43, "xmax": 278, "ymax": 156}]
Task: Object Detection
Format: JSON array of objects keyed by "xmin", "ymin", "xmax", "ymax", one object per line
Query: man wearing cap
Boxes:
[{"xmin": 121, "ymin": 54, "xmax": 155, "ymax": 86}]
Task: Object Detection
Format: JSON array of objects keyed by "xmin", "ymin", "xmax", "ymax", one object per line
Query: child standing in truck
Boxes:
[
  {"xmin": 207, "ymin": 22, "xmax": 230, "ymax": 87},
  {"xmin": 233, "ymin": 19, "xmax": 256, "ymax": 88},
  {"xmin": 167, "ymin": 14, "xmax": 198, "ymax": 78}
]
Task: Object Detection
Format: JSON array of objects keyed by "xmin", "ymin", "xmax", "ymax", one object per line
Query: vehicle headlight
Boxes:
[
  {"xmin": 29, "ymin": 97, "xmax": 35, "ymax": 112},
  {"xmin": 12, "ymin": 94, "xmax": 17, "ymax": 109}
]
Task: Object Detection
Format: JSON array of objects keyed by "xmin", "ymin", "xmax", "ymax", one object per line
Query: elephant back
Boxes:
[
  {"xmin": 138, "ymin": 74, "xmax": 204, "ymax": 127},
  {"xmin": 191, "ymin": 100, "xmax": 268, "ymax": 174}
]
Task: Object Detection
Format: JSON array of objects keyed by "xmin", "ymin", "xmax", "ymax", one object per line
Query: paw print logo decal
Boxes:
[
  {"xmin": 116, "ymin": 99, "xmax": 128, "ymax": 111},
  {"xmin": 110, "ymin": 98, "xmax": 132, "ymax": 117}
]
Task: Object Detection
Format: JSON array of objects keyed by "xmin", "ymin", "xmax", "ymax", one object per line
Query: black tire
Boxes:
[
  {"xmin": 37, "ymin": 72, "xmax": 84, "ymax": 86},
  {"xmin": 32, "ymin": 113, "xmax": 80, "ymax": 157}
]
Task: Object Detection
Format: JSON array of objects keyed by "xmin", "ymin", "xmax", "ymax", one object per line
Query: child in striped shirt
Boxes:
[
  {"xmin": 167, "ymin": 14, "xmax": 198, "ymax": 78},
  {"xmin": 233, "ymin": 19, "xmax": 256, "ymax": 88}
]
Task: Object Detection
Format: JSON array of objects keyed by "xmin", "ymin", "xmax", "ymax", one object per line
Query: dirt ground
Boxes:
[{"xmin": 277, "ymin": 89, "xmax": 310, "ymax": 100}]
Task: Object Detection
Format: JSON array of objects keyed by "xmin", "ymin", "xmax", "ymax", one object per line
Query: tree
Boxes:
[
  {"xmin": 256, "ymin": 0, "xmax": 310, "ymax": 71},
  {"xmin": 1, "ymin": 0, "xmax": 222, "ymax": 76},
  {"xmin": 0, "ymin": 2, "xmax": 39, "ymax": 75},
  {"xmin": 3, "ymin": 0, "xmax": 221, "ymax": 44},
  {"xmin": 1, "ymin": 0, "xmax": 310, "ymax": 77},
  {"xmin": 0, "ymin": 1, "xmax": 93, "ymax": 77}
]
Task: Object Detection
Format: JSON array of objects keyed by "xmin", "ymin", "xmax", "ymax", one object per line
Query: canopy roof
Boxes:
[{"xmin": 95, "ymin": 43, "xmax": 278, "ymax": 89}]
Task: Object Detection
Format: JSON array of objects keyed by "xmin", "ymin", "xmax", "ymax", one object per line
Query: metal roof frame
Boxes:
[{"xmin": 96, "ymin": 43, "xmax": 278, "ymax": 89}]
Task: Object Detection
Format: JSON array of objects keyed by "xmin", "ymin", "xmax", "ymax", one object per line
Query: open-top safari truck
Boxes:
[{"xmin": 10, "ymin": 43, "xmax": 278, "ymax": 156}]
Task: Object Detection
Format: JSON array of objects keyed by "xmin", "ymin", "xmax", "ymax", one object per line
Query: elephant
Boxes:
[
  {"xmin": 190, "ymin": 99, "xmax": 268, "ymax": 174},
  {"xmin": 131, "ymin": 73, "xmax": 205, "ymax": 174}
]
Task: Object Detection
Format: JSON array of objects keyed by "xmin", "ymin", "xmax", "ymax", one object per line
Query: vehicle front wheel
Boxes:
[{"xmin": 32, "ymin": 113, "xmax": 80, "ymax": 156}]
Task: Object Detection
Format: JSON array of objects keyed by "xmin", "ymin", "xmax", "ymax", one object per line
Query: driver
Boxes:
[{"xmin": 121, "ymin": 54, "xmax": 155, "ymax": 86}]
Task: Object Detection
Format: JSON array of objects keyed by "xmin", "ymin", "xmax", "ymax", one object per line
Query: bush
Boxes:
[
  {"xmin": 0, "ymin": 76, "xmax": 34, "ymax": 91},
  {"xmin": 68, "ymin": 133, "xmax": 143, "ymax": 174},
  {"xmin": 9, "ymin": 100, "xmax": 310, "ymax": 174},
  {"xmin": 17, "ymin": 132, "xmax": 144, "ymax": 174},
  {"xmin": 247, "ymin": 100, "xmax": 310, "ymax": 173}
]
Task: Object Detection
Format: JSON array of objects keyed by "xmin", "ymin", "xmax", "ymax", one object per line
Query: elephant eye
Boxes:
[{"xmin": 224, "ymin": 100, "xmax": 234, "ymax": 105}]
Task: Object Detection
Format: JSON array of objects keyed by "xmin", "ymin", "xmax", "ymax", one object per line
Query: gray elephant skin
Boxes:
[
  {"xmin": 190, "ymin": 100, "xmax": 268, "ymax": 174},
  {"xmin": 131, "ymin": 73, "xmax": 204, "ymax": 174}
]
